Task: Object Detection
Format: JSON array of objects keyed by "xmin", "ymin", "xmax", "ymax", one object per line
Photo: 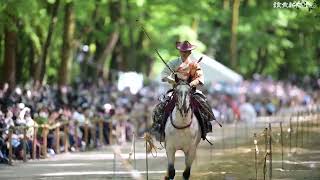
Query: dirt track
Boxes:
[{"xmin": 1, "ymin": 120, "xmax": 320, "ymax": 180}]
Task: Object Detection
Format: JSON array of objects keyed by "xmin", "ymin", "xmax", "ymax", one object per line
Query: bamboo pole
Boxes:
[
  {"xmin": 74, "ymin": 121, "xmax": 79, "ymax": 151},
  {"xmin": 280, "ymin": 122, "xmax": 284, "ymax": 170},
  {"xmin": 55, "ymin": 125, "xmax": 60, "ymax": 154},
  {"xmin": 64, "ymin": 122, "xmax": 69, "ymax": 153},
  {"xmin": 253, "ymin": 133, "xmax": 258, "ymax": 180},
  {"xmin": 84, "ymin": 121, "xmax": 89, "ymax": 149},
  {"xmin": 32, "ymin": 126, "xmax": 38, "ymax": 159},
  {"xmin": 109, "ymin": 122, "xmax": 113, "ymax": 145},
  {"xmin": 42, "ymin": 124, "xmax": 48, "ymax": 158},
  {"xmin": 268, "ymin": 123, "xmax": 272, "ymax": 180},
  {"xmin": 8, "ymin": 128, "xmax": 13, "ymax": 165},
  {"xmin": 23, "ymin": 127, "xmax": 27, "ymax": 162},
  {"xmin": 99, "ymin": 119, "xmax": 104, "ymax": 146},
  {"xmin": 289, "ymin": 116, "xmax": 292, "ymax": 153}
]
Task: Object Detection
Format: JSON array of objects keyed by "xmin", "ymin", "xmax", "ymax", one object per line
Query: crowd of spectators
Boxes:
[{"xmin": 0, "ymin": 75, "xmax": 319, "ymax": 164}]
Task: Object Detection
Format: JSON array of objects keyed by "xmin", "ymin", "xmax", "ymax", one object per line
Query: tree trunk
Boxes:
[
  {"xmin": 29, "ymin": 42, "xmax": 35, "ymax": 80},
  {"xmin": 125, "ymin": 0, "xmax": 137, "ymax": 71},
  {"xmin": 230, "ymin": 0, "xmax": 240, "ymax": 69},
  {"xmin": 81, "ymin": 0, "xmax": 99, "ymax": 79},
  {"xmin": 16, "ymin": 29, "xmax": 27, "ymax": 84},
  {"xmin": 224, "ymin": 0, "xmax": 229, "ymax": 9},
  {"xmin": 58, "ymin": 1, "xmax": 75, "ymax": 87},
  {"xmin": 106, "ymin": 0, "xmax": 123, "ymax": 79},
  {"xmin": 3, "ymin": 28, "xmax": 17, "ymax": 89},
  {"xmin": 34, "ymin": 0, "xmax": 60, "ymax": 84},
  {"xmin": 96, "ymin": 31, "xmax": 119, "ymax": 76}
]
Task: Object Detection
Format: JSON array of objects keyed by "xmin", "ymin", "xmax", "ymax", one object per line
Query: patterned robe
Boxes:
[{"xmin": 160, "ymin": 54, "xmax": 204, "ymax": 85}]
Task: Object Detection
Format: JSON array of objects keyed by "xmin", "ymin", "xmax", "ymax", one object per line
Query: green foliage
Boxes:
[{"xmin": 0, "ymin": 0, "xmax": 319, "ymax": 84}]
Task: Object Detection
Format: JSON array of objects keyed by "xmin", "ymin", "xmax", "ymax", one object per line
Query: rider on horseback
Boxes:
[{"xmin": 152, "ymin": 41, "xmax": 216, "ymax": 142}]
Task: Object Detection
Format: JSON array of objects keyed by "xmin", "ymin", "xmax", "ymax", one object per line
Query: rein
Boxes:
[{"xmin": 170, "ymin": 113, "xmax": 193, "ymax": 129}]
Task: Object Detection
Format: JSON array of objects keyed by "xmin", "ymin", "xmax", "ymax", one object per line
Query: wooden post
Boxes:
[
  {"xmin": 222, "ymin": 120, "xmax": 225, "ymax": 151},
  {"xmin": 264, "ymin": 128, "xmax": 268, "ymax": 153},
  {"xmin": 109, "ymin": 122, "xmax": 113, "ymax": 145},
  {"xmin": 74, "ymin": 121, "xmax": 79, "ymax": 151},
  {"xmin": 295, "ymin": 114, "xmax": 299, "ymax": 150},
  {"xmin": 84, "ymin": 121, "xmax": 89, "ymax": 149},
  {"xmin": 253, "ymin": 133, "xmax": 258, "ymax": 180},
  {"xmin": 234, "ymin": 121, "xmax": 237, "ymax": 149},
  {"xmin": 289, "ymin": 116, "xmax": 292, "ymax": 152},
  {"xmin": 145, "ymin": 136, "xmax": 149, "ymax": 180},
  {"xmin": 8, "ymin": 128, "xmax": 13, "ymax": 165},
  {"xmin": 268, "ymin": 123, "xmax": 272, "ymax": 180},
  {"xmin": 32, "ymin": 126, "xmax": 38, "ymax": 159},
  {"xmin": 55, "ymin": 124, "xmax": 60, "ymax": 154},
  {"xmin": 92, "ymin": 120, "xmax": 96, "ymax": 148},
  {"xmin": 301, "ymin": 116, "xmax": 304, "ymax": 147},
  {"xmin": 133, "ymin": 132, "xmax": 136, "ymax": 169},
  {"xmin": 99, "ymin": 119, "xmax": 104, "ymax": 146},
  {"xmin": 42, "ymin": 125, "xmax": 48, "ymax": 158},
  {"xmin": 280, "ymin": 122, "xmax": 284, "ymax": 170},
  {"xmin": 23, "ymin": 127, "xmax": 27, "ymax": 162},
  {"xmin": 63, "ymin": 122, "xmax": 69, "ymax": 153}
]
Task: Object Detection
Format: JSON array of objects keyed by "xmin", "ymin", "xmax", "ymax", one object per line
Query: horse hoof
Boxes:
[{"xmin": 164, "ymin": 176, "xmax": 174, "ymax": 180}]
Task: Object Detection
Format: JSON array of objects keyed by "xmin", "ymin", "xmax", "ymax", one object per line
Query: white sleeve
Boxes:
[{"xmin": 160, "ymin": 59, "xmax": 179, "ymax": 81}]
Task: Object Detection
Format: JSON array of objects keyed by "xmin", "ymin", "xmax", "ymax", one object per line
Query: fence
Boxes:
[
  {"xmin": 252, "ymin": 105, "xmax": 320, "ymax": 180},
  {"xmin": 0, "ymin": 118, "xmax": 112, "ymax": 165}
]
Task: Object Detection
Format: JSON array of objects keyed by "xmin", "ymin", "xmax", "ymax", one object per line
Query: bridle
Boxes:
[{"xmin": 170, "ymin": 81, "xmax": 194, "ymax": 129}]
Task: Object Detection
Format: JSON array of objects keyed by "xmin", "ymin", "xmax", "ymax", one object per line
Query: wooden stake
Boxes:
[
  {"xmin": 8, "ymin": 128, "xmax": 13, "ymax": 165},
  {"xmin": 42, "ymin": 125, "xmax": 48, "ymax": 158},
  {"xmin": 23, "ymin": 127, "xmax": 27, "ymax": 162},
  {"xmin": 55, "ymin": 125, "xmax": 60, "ymax": 154},
  {"xmin": 32, "ymin": 126, "xmax": 38, "ymax": 159},
  {"xmin": 84, "ymin": 121, "xmax": 89, "ymax": 149},
  {"xmin": 99, "ymin": 119, "xmax": 104, "ymax": 146},
  {"xmin": 280, "ymin": 122, "xmax": 284, "ymax": 170},
  {"xmin": 64, "ymin": 123, "xmax": 69, "ymax": 153},
  {"xmin": 268, "ymin": 123, "xmax": 272, "ymax": 180}
]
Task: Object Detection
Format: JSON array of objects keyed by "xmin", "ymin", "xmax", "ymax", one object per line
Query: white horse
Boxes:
[{"xmin": 165, "ymin": 81, "xmax": 201, "ymax": 180}]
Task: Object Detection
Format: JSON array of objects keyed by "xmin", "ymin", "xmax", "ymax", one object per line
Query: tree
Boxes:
[
  {"xmin": 230, "ymin": 0, "xmax": 240, "ymax": 70},
  {"xmin": 34, "ymin": 0, "xmax": 60, "ymax": 84},
  {"xmin": 3, "ymin": 27, "xmax": 17, "ymax": 89},
  {"xmin": 58, "ymin": 0, "xmax": 75, "ymax": 87}
]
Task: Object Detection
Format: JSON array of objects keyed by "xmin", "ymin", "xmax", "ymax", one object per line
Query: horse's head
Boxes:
[{"xmin": 174, "ymin": 81, "xmax": 192, "ymax": 115}]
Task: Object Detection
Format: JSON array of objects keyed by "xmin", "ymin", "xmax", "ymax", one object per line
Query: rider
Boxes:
[{"xmin": 152, "ymin": 40, "xmax": 215, "ymax": 142}]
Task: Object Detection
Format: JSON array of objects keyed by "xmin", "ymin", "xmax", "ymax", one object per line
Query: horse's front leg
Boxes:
[
  {"xmin": 183, "ymin": 149, "xmax": 197, "ymax": 180},
  {"xmin": 166, "ymin": 147, "xmax": 176, "ymax": 180}
]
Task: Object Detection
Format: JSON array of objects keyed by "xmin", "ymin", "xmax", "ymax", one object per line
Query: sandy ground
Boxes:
[{"xmin": 0, "ymin": 119, "xmax": 320, "ymax": 180}]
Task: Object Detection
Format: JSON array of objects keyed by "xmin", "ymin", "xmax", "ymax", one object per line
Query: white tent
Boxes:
[
  {"xmin": 191, "ymin": 53, "xmax": 243, "ymax": 84},
  {"xmin": 193, "ymin": 53, "xmax": 242, "ymax": 84}
]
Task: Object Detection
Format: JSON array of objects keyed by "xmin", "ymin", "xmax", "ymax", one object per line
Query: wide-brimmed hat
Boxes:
[{"xmin": 176, "ymin": 41, "xmax": 196, "ymax": 51}]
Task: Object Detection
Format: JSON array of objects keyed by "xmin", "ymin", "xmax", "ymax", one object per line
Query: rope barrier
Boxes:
[{"xmin": 143, "ymin": 132, "xmax": 158, "ymax": 158}]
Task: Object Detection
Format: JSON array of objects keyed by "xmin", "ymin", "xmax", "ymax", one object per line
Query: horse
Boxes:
[{"xmin": 164, "ymin": 81, "xmax": 201, "ymax": 180}]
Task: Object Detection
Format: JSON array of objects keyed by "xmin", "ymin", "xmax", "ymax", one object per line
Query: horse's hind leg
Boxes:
[
  {"xmin": 166, "ymin": 147, "xmax": 176, "ymax": 180},
  {"xmin": 183, "ymin": 150, "xmax": 196, "ymax": 180}
]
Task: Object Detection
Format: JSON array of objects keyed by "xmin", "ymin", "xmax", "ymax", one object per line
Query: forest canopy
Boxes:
[{"xmin": 0, "ymin": 0, "xmax": 319, "ymax": 88}]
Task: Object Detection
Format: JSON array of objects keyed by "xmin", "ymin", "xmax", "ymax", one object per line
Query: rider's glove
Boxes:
[{"xmin": 189, "ymin": 79, "xmax": 199, "ymax": 87}]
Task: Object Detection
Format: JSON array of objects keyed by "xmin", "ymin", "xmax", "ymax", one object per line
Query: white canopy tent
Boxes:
[
  {"xmin": 156, "ymin": 53, "xmax": 243, "ymax": 84},
  {"xmin": 192, "ymin": 52, "xmax": 243, "ymax": 84}
]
